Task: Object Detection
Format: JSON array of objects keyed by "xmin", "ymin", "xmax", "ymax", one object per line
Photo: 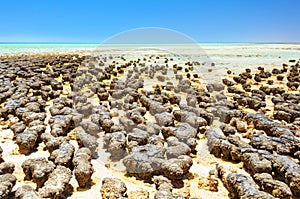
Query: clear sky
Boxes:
[{"xmin": 1, "ymin": 0, "xmax": 300, "ymax": 43}]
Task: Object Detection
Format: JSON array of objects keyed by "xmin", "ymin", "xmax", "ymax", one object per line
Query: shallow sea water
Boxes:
[{"xmin": 1, "ymin": 43, "xmax": 299, "ymax": 77}]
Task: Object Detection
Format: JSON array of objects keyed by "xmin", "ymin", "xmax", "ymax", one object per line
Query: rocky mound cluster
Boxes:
[
  {"xmin": 208, "ymin": 60, "xmax": 300, "ymax": 198},
  {"xmin": 0, "ymin": 54, "xmax": 93, "ymax": 198},
  {"xmin": 0, "ymin": 52, "xmax": 299, "ymax": 198}
]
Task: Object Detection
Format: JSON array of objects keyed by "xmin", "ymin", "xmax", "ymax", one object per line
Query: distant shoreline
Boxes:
[
  {"xmin": 1, "ymin": 43, "xmax": 300, "ymax": 57},
  {"xmin": 1, "ymin": 42, "xmax": 300, "ymax": 45}
]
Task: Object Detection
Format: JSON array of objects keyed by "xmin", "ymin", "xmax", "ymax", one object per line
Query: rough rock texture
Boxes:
[
  {"xmin": 123, "ymin": 143, "xmax": 193, "ymax": 180},
  {"xmin": 220, "ymin": 124, "xmax": 237, "ymax": 136},
  {"xmin": 250, "ymin": 132, "xmax": 299, "ymax": 155},
  {"xmin": 241, "ymin": 149, "xmax": 272, "ymax": 175},
  {"xmin": 0, "ymin": 162, "xmax": 14, "ymax": 175},
  {"xmin": 162, "ymin": 122, "xmax": 197, "ymax": 142},
  {"xmin": 10, "ymin": 122, "xmax": 26, "ymax": 134},
  {"xmin": 38, "ymin": 166, "xmax": 72, "ymax": 198},
  {"xmin": 0, "ymin": 147, "xmax": 3, "ymax": 163},
  {"xmin": 49, "ymin": 142, "xmax": 75, "ymax": 167},
  {"xmin": 73, "ymin": 148, "xmax": 93, "ymax": 187},
  {"xmin": 217, "ymin": 164, "xmax": 276, "ymax": 199},
  {"xmin": 22, "ymin": 158, "xmax": 55, "ymax": 188},
  {"xmin": 153, "ymin": 176, "xmax": 173, "ymax": 192},
  {"xmin": 155, "ymin": 112, "xmax": 174, "ymax": 127},
  {"xmin": 80, "ymin": 120, "xmax": 101, "ymax": 137},
  {"xmin": 173, "ymin": 110, "xmax": 207, "ymax": 129},
  {"xmin": 206, "ymin": 128, "xmax": 241, "ymax": 161},
  {"xmin": 127, "ymin": 128, "xmax": 149, "ymax": 146},
  {"xmin": 76, "ymin": 128, "xmax": 98, "ymax": 155},
  {"xmin": 100, "ymin": 178, "xmax": 127, "ymax": 199},
  {"xmin": 16, "ymin": 130, "xmax": 38, "ymax": 154},
  {"xmin": 254, "ymin": 173, "xmax": 292, "ymax": 199},
  {"xmin": 104, "ymin": 131, "xmax": 126, "ymax": 160},
  {"xmin": 165, "ymin": 136, "xmax": 191, "ymax": 159},
  {"xmin": 15, "ymin": 185, "xmax": 41, "ymax": 199},
  {"xmin": 153, "ymin": 176, "xmax": 184, "ymax": 199},
  {"xmin": 207, "ymin": 169, "xmax": 219, "ymax": 192},
  {"xmin": 265, "ymin": 154, "xmax": 300, "ymax": 196},
  {"xmin": 123, "ymin": 144, "xmax": 165, "ymax": 179},
  {"xmin": 245, "ymin": 113, "xmax": 280, "ymax": 136},
  {"xmin": 0, "ymin": 174, "xmax": 17, "ymax": 199},
  {"xmin": 161, "ymin": 155, "xmax": 193, "ymax": 180},
  {"xmin": 43, "ymin": 136, "xmax": 69, "ymax": 153}
]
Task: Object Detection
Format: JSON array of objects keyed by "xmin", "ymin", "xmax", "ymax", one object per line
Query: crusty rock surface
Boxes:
[
  {"xmin": 100, "ymin": 178, "xmax": 127, "ymax": 199},
  {"xmin": 21, "ymin": 157, "xmax": 55, "ymax": 188},
  {"xmin": 38, "ymin": 165, "xmax": 72, "ymax": 198},
  {"xmin": 0, "ymin": 173, "xmax": 17, "ymax": 199},
  {"xmin": 76, "ymin": 127, "xmax": 98, "ymax": 155},
  {"xmin": 73, "ymin": 148, "xmax": 93, "ymax": 188},
  {"xmin": 104, "ymin": 131, "xmax": 127, "ymax": 160},
  {"xmin": 254, "ymin": 173, "xmax": 292, "ymax": 199},
  {"xmin": 49, "ymin": 142, "xmax": 75, "ymax": 167},
  {"xmin": 217, "ymin": 164, "xmax": 276, "ymax": 199},
  {"xmin": 16, "ymin": 129, "xmax": 39, "ymax": 154},
  {"xmin": 265, "ymin": 154, "xmax": 300, "ymax": 196},
  {"xmin": 15, "ymin": 185, "xmax": 41, "ymax": 199},
  {"xmin": 0, "ymin": 162, "xmax": 14, "ymax": 175},
  {"xmin": 123, "ymin": 144, "xmax": 165, "ymax": 179}
]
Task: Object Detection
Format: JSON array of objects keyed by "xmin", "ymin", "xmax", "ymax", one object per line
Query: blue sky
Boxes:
[{"xmin": 1, "ymin": 0, "xmax": 300, "ymax": 43}]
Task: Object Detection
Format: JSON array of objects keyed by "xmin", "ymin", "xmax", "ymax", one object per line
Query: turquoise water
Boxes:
[
  {"xmin": 0, "ymin": 42, "xmax": 300, "ymax": 55},
  {"xmin": 1, "ymin": 43, "xmax": 300, "ymax": 74},
  {"xmin": 0, "ymin": 42, "xmax": 299, "ymax": 81},
  {"xmin": 0, "ymin": 43, "xmax": 217, "ymax": 55},
  {"xmin": 0, "ymin": 43, "xmax": 99, "ymax": 55},
  {"xmin": 1, "ymin": 42, "xmax": 299, "ymax": 55}
]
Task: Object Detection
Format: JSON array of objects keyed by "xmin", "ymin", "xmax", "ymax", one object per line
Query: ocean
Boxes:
[{"xmin": 1, "ymin": 42, "xmax": 300, "ymax": 77}]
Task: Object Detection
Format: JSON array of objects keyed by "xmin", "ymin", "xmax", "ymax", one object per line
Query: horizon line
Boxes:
[{"xmin": 1, "ymin": 41, "xmax": 300, "ymax": 45}]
